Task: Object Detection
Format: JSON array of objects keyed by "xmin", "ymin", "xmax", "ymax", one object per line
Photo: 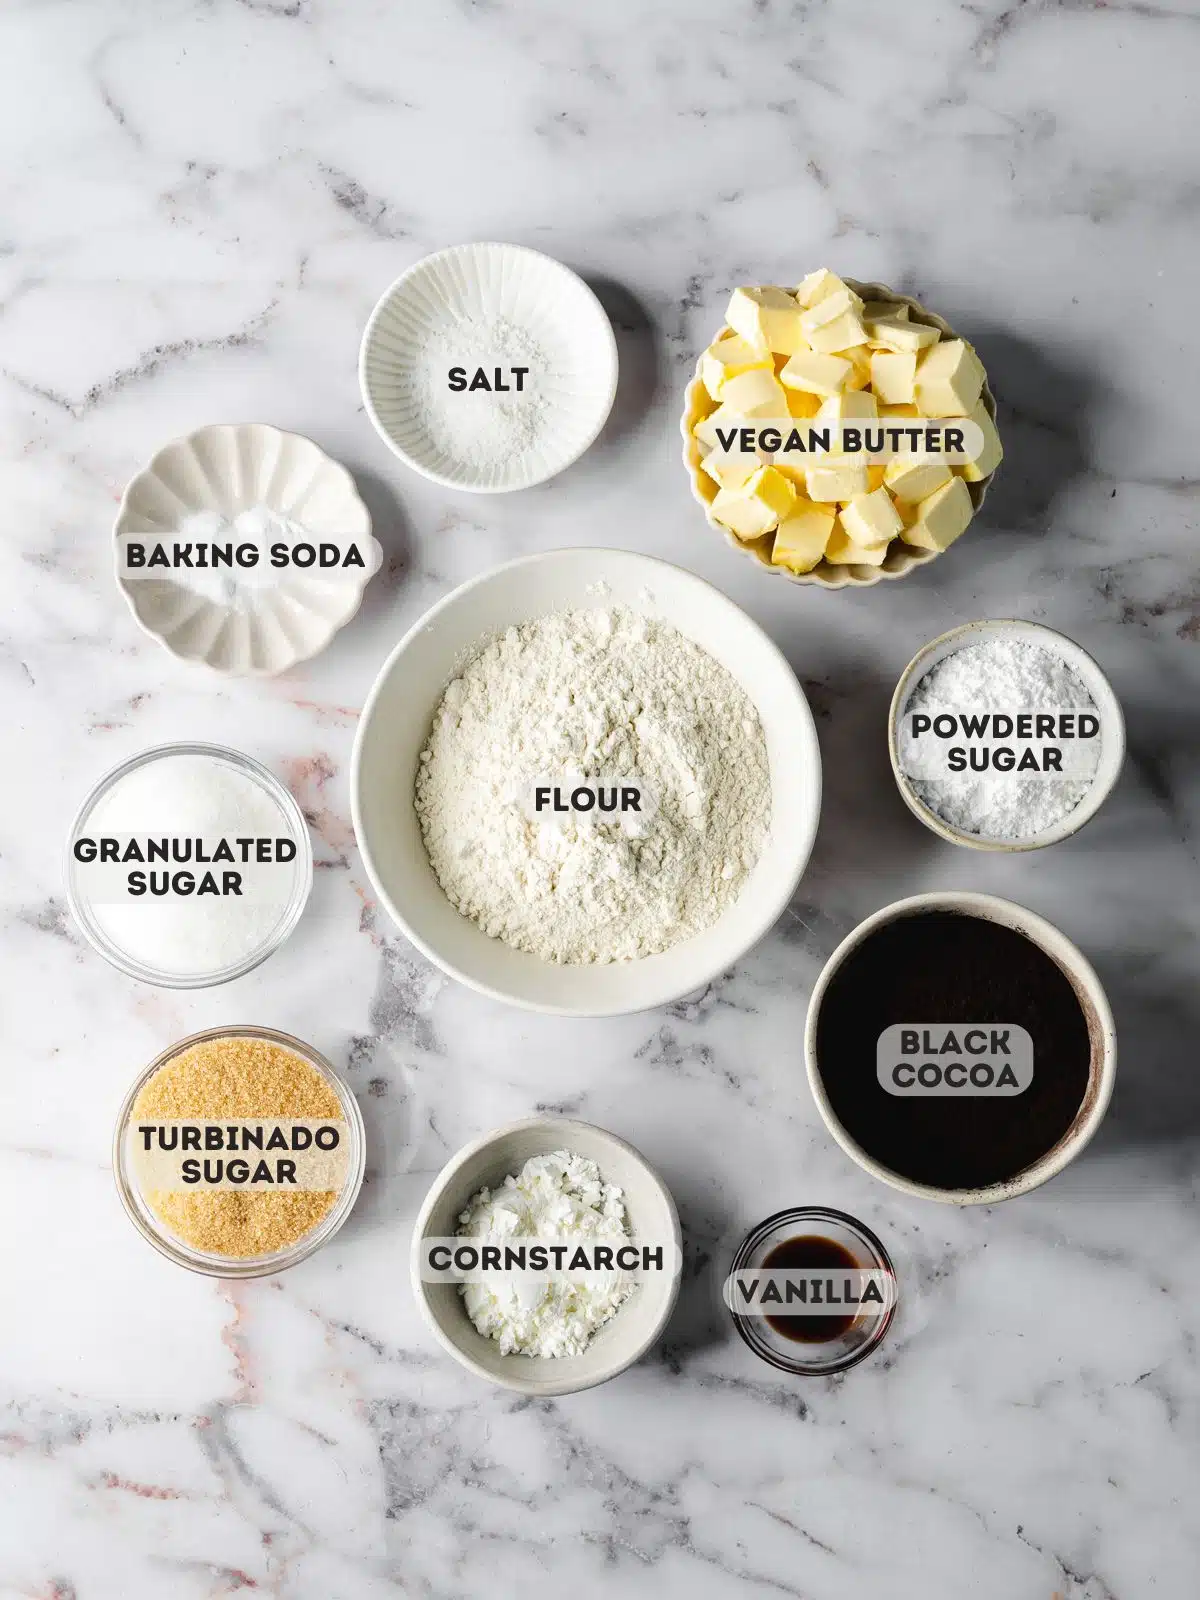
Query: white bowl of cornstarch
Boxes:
[
  {"xmin": 359, "ymin": 243, "xmax": 618, "ymax": 492},
  {"xmin": 351, "ymin": 548, "xmax": 822, "ymax": 1017}
]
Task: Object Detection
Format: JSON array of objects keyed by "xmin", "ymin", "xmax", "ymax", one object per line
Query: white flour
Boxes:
[
  {"xmin": 407, "ymin": 315, "xmax": 551, "ymax": 474},
  {"xmin": 456, "ymin": 1150, "xmax": 632, "ymax": 1358},
  {"xmin": 899, "ymin": 637, "xmax": 1101, "ymax": 840},
  {"xmin": 414, "ymin": 607, "xmax": 771, "ymax": 963}
]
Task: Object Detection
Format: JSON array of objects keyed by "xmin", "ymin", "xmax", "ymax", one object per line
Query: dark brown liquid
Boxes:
[{"xmin": 759, "ymin": 1234, "xmax": 860, "ymax": 1343}]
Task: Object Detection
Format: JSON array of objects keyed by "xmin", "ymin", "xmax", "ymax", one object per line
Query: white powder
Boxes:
[
  {"xmin": 456, "ymin": 1150, "xmax": 633, "ymax": 1358},
  {"xmin": 162, "ymin": 506, "xmax": 316, "ymax": 611},
  {"xmin": 406, "ymin": 315, "xmax": 551, "ymax": 475},
  {"xmin": 414, "ymin": 607, "xmax": 772, "ymax": 964},
  {"xmin": 77, "ymin": 752, "xmax": 304, "ymax": 977},
  {"xmin": 898, "ymin": 637, "xmax": 1101, "ymax": 840}
]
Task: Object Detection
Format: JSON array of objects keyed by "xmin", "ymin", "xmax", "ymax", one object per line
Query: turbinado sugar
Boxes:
[{"xmin": 131, "ymin": 1035, "xmax": 342, "ymax": 1259}]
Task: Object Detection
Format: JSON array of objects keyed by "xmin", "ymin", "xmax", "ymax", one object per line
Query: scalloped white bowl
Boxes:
[
  {"xmin": 115, "ymin": 424, "xmax": 380, "ymax": 675},
  {"xmin": 359, "ymin": 243, "xmax": 618, "ymax": 493}
]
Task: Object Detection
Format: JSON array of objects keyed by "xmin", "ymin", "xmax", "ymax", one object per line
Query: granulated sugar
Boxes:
[{"xmin": 414, "ymin": 607, "xmax": 771, "ymax": 963}]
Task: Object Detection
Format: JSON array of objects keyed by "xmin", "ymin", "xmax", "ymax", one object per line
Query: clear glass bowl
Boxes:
[
  {"xmin": 113, "ymin": 1025, "xmax": 366, "ymax": 1279},
  {"xmin": 727, "ymin": 1206, "xmax": 898, "ymax": 1376},
  {"xmin": 66, "ymin": 742, "xmax": 313, "ymax": 989}
]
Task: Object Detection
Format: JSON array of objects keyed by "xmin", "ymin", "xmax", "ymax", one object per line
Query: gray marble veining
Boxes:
[{"xmin": 3, "ymin": 1, "xmax": 1199, "ymax": 1596}]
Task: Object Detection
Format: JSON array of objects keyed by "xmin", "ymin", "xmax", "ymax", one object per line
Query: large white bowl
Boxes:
[
  {"xmin": 360, "ymin": 243, "xmax": 618, "ymax": 493},
  {"xmin": 410, "ymin": 1117, "xmax": 682, "ymax": 1396},
  {"xmin": 351, "ymin": 549, "xmax": 821, "ymax": 1016}
]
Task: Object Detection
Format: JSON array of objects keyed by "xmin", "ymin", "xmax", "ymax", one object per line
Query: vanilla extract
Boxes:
[{"xmin": 758, "ymin": 1234, "xmax": 864, "ymax": 1343}]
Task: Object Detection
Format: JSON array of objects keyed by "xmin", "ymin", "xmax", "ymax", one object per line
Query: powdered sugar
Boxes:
[
  {"xmin": 899, "ymin": 637, "xmax": 1101, "ymax": 840},
  {"xmin": 414, "ymin": 607, "xmax": 771, "ymax": 963}
]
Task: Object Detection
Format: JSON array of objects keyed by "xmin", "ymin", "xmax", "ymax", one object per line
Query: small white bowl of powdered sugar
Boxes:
[
  {"xmin": 889, "ymin": 619, "xmax": 1125, "ymax": 851},
  {"xmin": 359, "ymin": 243, "xmax": 618, "ymax": 492},
  {"xmin": 352, "ymin": 548, "xmax": 821, "ymax": 1015}
]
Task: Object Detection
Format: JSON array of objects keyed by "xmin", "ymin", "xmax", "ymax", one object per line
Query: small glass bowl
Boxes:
[
  {"xmin": 113, "ymin": 1025, "xmax": 366, "ymax": 1279},
  {"xmin": 727, "ymin": 1206, "xmax": 898, "ymax": 1376},
  {"xmin": 66, "ymin": 742, "xmax": 313, "ymax": 989}
]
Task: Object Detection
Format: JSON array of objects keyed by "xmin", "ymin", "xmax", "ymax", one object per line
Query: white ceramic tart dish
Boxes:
[
  {"xmin": 351, "ymin": 548, "xmax": 822, "ymax": 1018},
  {"xmin": 681, "ymin": 279, "xmax": 1000, "ymax": 590},
  {"xmin": 359, "ymin": 242, "xmax": 618, "ymax": 493},
  {"xmin": 410, "ymin": 1117, "xmax": 682, "ymax": 1397},
  {"xmin": 114, "ymin": 423, "xmax": 380, "ymax": 676}
]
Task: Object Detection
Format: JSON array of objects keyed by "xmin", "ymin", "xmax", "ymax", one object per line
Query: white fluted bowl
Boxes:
[
  {"xmin": 359, "ymin": 243, "xmax": 618, "ymax": 492},
  {"xmin": 114, "ymin": 424, "xmax": 380, "ymax": 676}
]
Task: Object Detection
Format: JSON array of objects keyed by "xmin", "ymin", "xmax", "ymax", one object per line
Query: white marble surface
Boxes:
[{"xmin": 3, "ymin": 2, "xmax": 1200, "ymax": 1595}]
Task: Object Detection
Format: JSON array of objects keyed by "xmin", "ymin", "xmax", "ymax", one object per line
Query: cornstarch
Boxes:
[
  {"xmin": 414, "ymin": 607, "xmax": 771, "ymax": 964},
  {"xmin": 456, "ymin": 1150, "xmax": 633, "ymax": 1358}
]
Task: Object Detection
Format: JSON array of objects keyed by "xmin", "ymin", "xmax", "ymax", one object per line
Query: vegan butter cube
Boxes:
[
  {"xmin": 806, "ymin": 308, "xmax": 869, "ymax": 354},
  {"xmin": 693, "ymin": 404, "xmax": 739, "ymax": 452},
  {"xmin": 870, "ymin": 350, "xmax": 917, "ymax": 405},
  {"xmin": 825, "ymin": 523, "xmax": 890, "ymax": 566},
  {"xmin": 806, "ymin": 457, "xmax": 869, "ymax": 502},
  {"xmin": 959, "ymin": 397, "xmax": 1002, "ymax": 481},
  {"xmin": 817, "ymin": 389, "xmax": 878, "ymax": 422},
  {"xmin": 701, "ymin": 447, "xmax": 762, "ymax": 491},
  {"xmin": 726, "ymin": 287, "xmax": 808, "ymax": 356},
  {"xmin": 900, "ymin": 475, "xmax": 973, "ymax": 552},
  {"xmin": 800, "ymin": 286, "xmax": 863, "ymax": 338},
  {"xmin": 795, "ymin": 268, "xmax": 851, "ymax": 308},
  {"xmin": 880, "ymin": 402, "xmax": 920, "ymax": 418},
  {"xmin": 785, "ymin": 387, "xmax": 822, "ymax": 419},
  {"xmin": 914, "ymin": 338, "xmax": 984, "ymax": 417},
  {"xmin": 862, "ymin": 299, "xmax": 909, "ymax": 323},
  {"xmin": 700, "ymin": 335, "xmax": 772, "ymax": 401},
  {"xmin": 866, "ymin": 312, "xmax": 939, "ymax": 354},
  {"xmin": 779, "ymin": 349, "xmax": 852, "ymax": 398},
  {"xmin": 771, "ymin": 500, "xmax": 837, "ymax": 574},
  {"xmin": 719, "ymin": 368, "xmax": 789, "ymax": 417},
  {"xmin": 840, "ymin": 486, "xmax": 903, "ymax": 548},
  {"xmin": 884, "ymin": 454, "xmax": 952, "ymax": 504},
  {"xmin": 711, "ymin": 465, "xmax": 796, "ymax": 540},
  {"xmin": 837, "ymin": 345, "xmax": 874, "ymax": 391}
]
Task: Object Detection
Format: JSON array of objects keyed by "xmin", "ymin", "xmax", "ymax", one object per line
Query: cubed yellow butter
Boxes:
[
  {"xmin": 880, "ymin": 402, "xmax": 920, "ymax": 418},
  {"xmin": 817, "ymin": 389, "xmax": 878, "ymax": 422},
  {"xmin": 711, "ymin": 466, "xmax": 796, "ymax": 541},
  {"xmin": 884, "ymin": 455, "xmax": 953, "ymax": 504},
  {"xmin": 770, "ymin": 500, "xmax": 836, "ymax": 574},
  {"xmin": 700, "ymin": 335, "xmax": 772, "ymax": 401},
  {"xmin": 720, "ymin": 368, "xmax": 789, "ymax": 417},
  {"xmin": 795, "ymin": 268, "xmax": 851, "ymax": 308},
  {"xmin": 899, "ymin": 475, "xmax": 973, "ymax": 552},
  {"xmin": 824, "ymin": 523, "xmax": 890, "ymax": 566},
  {"xmin": 914, "ymin": 338, "xmax": 984, "ymax": 417},
  {"xmin": 785, "ymin": 387, "xmax": 822, "ymax": 419},
  {"xmin": 779, "ymin": 349, "xmax": 852, "ymax": 397},
  {"xmin": 958, "ymin": 397, "xmax": 1002, "ymax": 481},
  {"xmin": 866, "ymin": 313, "xmax": 939, "ymax": 354},
  {"xmin": 805, "ymin": 309, "xmax": 869, "ymax": 354},
  {"xmin": 837, "ymin": 345, "xmax": 874, "ymax": 391},
  {"xmin": 800, "ymin": 286, "xmax": 863, "ymax": 337},
  {"xmin": 806, "ymin": 457, "xmax": 870, "ymax": 502},
  {"xmin": 840, "ymin": 486, "xmax": 903, "ymax": 548},
  {"xmin": 701, "ymin": 447, "xmax": 762, "ymax": 490},
  {"xmin": 867, "ymin": 464, "xmax": 887, "ymax": 491},
  {"xmin": 870, "ymin": 350, "xmax": 917, "ymax": 405},
  {"xmin": 726, "ymin": 287, "xmax": 808, "ymax": 356},
  {"xmin": 862, "ymin": 300, "xmax": 909, "ymax": 323},
  {"xmin": 693, "ymin": 404, "xmax": 739, "ymax": 452}
]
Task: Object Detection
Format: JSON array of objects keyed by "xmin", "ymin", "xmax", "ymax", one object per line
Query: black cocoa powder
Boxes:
[{"xmin": 815, "ymin": 910, "xmax": 1092, "ymax": 1191}]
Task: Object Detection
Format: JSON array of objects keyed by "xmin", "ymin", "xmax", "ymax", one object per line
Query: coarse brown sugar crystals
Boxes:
[{"xmin": 116, "ymin": 1027, "xmax": 365, "ymax": 1274}]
